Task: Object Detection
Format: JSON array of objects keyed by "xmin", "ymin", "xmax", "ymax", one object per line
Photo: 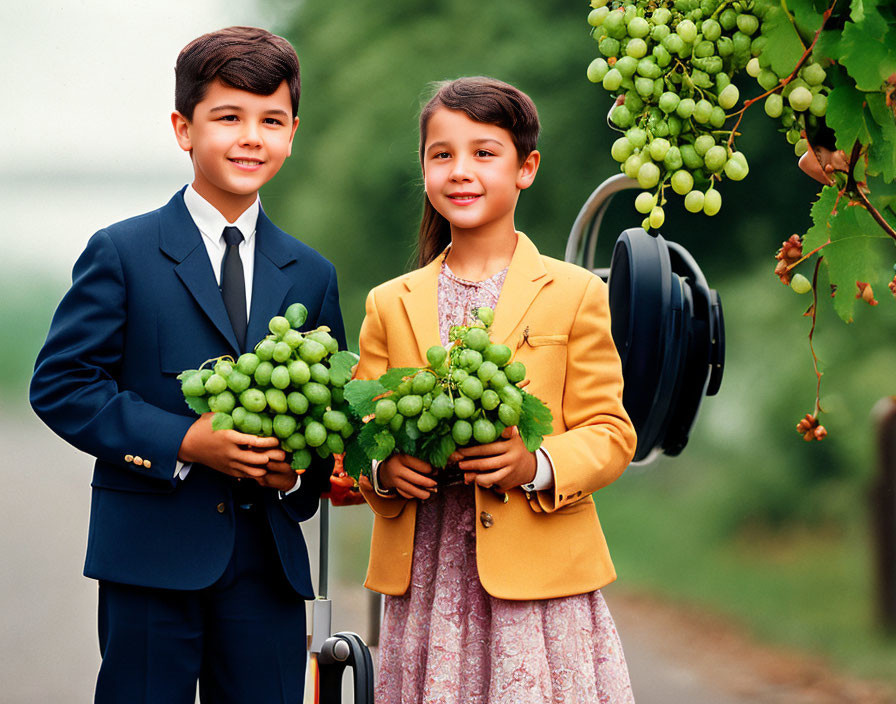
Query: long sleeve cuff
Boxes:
[{"xmin": 522, "ymin": 447, "xmax": 555, "ymax": 492}]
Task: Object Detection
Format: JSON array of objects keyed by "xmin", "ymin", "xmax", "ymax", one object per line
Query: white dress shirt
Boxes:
[{"xmin": 175, "ymin": 186, "xmax": 299, "ymax": 495}]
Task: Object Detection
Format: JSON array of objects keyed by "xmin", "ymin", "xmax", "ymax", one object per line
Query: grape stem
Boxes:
[
  {"xmin": 807, "ymin": 257, "xmax": 824, "ymax": 418},
  {"xmin": 724, "ymin": 0, "xmax": 839, "ymax": 148},
  {"xmin": 709, "ymin": 0, "xmax": 734, "ymax": 20}
]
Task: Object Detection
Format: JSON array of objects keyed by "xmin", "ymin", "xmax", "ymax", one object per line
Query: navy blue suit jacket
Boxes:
[{"xmin": 30, "ymin": 189, "xmax": 345, "ymax": 598}]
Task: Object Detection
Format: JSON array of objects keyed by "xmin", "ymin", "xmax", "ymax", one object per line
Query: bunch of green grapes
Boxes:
[
  {"xmin": 345, "ymin": 307, "xmax": 551, "ymax": 476},
  {"xmin": 178, "ymin": 302, "xmax": 356, "ymax": 472},
  {"xmin": 586, "ymin": 0, "xmax": 764, "ymax": 226},
  {"xmin": 745, "ymin": 56, "xmax": 829, "ymax": 157}
]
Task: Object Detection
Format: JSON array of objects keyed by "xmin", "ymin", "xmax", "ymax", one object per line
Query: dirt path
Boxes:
[{"xmin": 2, "ymin": 409, "xmax": 893, "ymax": 703}]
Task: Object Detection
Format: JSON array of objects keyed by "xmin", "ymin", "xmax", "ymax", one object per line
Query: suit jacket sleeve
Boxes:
[
  {"xmin": 30, "ymin": 230, "xmax": 195, "ymax": 485},
  {"xmin": 536, "ymin": 275, "xmax": 637, "ymax": 512},
  {"xmin": 355, "ymin": 287, "xmax": 410, "ymax": 518},
  {"xmin": 280, "ymin": 262, "xmax": 347, "ymax": 522}
]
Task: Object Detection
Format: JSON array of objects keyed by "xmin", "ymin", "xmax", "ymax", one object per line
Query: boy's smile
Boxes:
[
  {"xmin": 172, "ymin": 79, "xmax": 299, "ymax": 221},
  {"xmin": 423, "ymin": 108, "xmax": 538, "ymax": 240}
]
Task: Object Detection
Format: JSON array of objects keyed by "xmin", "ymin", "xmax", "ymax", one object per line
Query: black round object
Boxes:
[{"xmin": 606, "ymin": 228, "xmax": 725, "ymax": 462}]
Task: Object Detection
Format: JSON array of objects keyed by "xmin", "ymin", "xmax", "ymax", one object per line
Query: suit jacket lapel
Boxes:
[
  {"xmin": 246, "ymin": 209, "xmax": 297, "ymax": 349},
  {"xmin": 490, "ymin": 232, "xmax": 552, "ymax": 346},
  {"xmin": 159, "ymin": 189, "xmax": 242, "ymax": 354},
  {"xmin": 400, "ymin": 255, "xmax": 444, "ymax": 364}
]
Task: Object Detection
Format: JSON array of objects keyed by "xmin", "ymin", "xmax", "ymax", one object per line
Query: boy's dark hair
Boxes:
[
  {"xmin": 175, "ymin": 26, "xmax": 301, "ymax": 120},
  {"xmin": 416, "ymin": 76, "xmax": 541, "ymax": 268}
]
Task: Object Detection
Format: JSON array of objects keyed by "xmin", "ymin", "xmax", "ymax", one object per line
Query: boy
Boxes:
[{"xmin": 30, "ymin": 27, "xmax": 344, "ymax": 703}]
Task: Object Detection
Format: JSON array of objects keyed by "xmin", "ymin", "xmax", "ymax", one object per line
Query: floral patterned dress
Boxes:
[{"xmin": 374, "ymin": 262, "xmax": 635, "ymax": 704}]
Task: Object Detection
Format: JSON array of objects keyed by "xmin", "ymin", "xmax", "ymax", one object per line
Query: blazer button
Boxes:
[
  {"xmin": 133, "ymin": 456, "xmax": 144, "ymax": 466},
  {"xmin": 143, "ymin": 459, "xmax": 152, "ymax": 469},
  {"xmin": 216, "ymin": 503, "xmax": 226, "ymax": 514},
  {"xmin": 479, "ymin": 511, "xmax": 494, "ymax": 528},
  {"xmin": 124, "ymin": 455, "xmax": 134, "ymax": 463}
]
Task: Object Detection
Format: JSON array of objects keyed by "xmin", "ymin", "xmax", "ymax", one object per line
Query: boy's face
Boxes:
[{"xmin": 172, "ymin": 79, "xmax": 299, "ymax": 217}]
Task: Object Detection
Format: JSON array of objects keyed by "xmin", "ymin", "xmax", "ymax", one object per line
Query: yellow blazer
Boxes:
[{"xmin": 356, "ymin": 232, "xmax": 637, "ymax": 600}]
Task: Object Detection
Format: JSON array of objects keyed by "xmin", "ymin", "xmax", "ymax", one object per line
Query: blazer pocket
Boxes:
[{"xmin": 523, "ymin": 334, "xmax": 569, "ymax": 348}]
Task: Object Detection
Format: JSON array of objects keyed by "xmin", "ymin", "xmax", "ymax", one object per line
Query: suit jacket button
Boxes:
[
  {"xmin": 479, "ymin": 511, "xmax": 494, "ymax": 528},
  {"xmin": 133, "ymin": 456, "xmax": 144, "ymax": 466},
  {"xmin": 143, "ymin": 459, "xmax": 152, "ymax": 469},
  {"xmin": 124, "ymin": 455, "xmax": 134, "ymax": 463},
  {"xmin": 217, "ymin": 503, "xmax": 226, "ymax": 514}
]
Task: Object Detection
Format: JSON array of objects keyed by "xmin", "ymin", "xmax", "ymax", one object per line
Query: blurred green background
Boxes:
[{"xmin": 11, "ymin": 0, "xmax": 896, "ymax": 689}]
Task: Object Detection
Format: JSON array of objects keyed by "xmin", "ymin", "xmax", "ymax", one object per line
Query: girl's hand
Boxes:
[
  {"xmin": 379, "ymin": 453, "xmax": 437, "ymax": 500},
  {"xmin": 451, "ymin": 427, "xmax": 536, "ymax": 492}
]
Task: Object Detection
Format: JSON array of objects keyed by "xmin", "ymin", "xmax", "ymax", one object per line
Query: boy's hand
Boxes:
[
  {"xmin": 379, "ymin": 454, "xmax": 437, "ymax": 500},
  {"xmin": 254, "ymin": 457, "xmax": 299, "ymax": 492},
  {"xmin": 178, "ymin": 412, "xmax": 282, "ymax": 480},
  {"xmin": 451, "ymin": 427, "xmax": 536, "ymax": 492}
]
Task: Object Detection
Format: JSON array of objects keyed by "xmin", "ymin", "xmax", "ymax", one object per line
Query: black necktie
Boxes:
[{"xmin": 220, "ymin": 226, "xmax": 247, "ymax": 349}]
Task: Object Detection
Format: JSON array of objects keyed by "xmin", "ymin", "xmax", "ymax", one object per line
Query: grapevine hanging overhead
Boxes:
[{"xmin": 584, "ymin": 0, "xmax": 896, "ymax": 441}]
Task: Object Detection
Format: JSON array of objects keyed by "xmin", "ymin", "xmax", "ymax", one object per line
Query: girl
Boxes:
[{"xmin": 355, "ymin": 76, "xmax": 638, "ymax": 704}]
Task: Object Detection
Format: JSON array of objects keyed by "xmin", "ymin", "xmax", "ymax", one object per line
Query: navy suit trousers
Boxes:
[{"xmin": 95, "ymin": 493, "xmax": 306, "ymax": 704}]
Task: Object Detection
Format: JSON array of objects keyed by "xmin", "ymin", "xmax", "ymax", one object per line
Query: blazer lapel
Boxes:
[
  {"xmin": 490, "ymin": 233, "xmax": 553, "ymax": 346},
  {"xmin": 245, "ymin": 209, "xmax": 297, "ymax": 349},
  {"xmin": 399, "ymin": 255, "xmax": 444, "ymax": 364},
  {"xmin": 159, "ymin": 190, "xmax": 242, "ymax": 354}
]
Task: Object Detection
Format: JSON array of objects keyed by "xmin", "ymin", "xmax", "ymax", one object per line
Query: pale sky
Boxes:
[{"xmin": 3, "ymin": 0, "xmax": 273, "ymax": 274}]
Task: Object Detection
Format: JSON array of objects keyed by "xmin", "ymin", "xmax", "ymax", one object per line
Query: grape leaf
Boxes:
[
  {"xmin": 826, "ymin": 85, "xmax": 873, "ymax": 151},
  {"xmin": 825, "ymin": 202, "xmax": 891, "ymax": 321},
  {"xmin": 379, "ymin": 367, "xmax": 420, "ymax": 391},
  {"xmin": 372, "ymin": 429, "xmax": 396, "ymax": 462},
  {"xmin": 343, "ymin": 379, "xmax": 387, "ymax": 418},
  {"xmin": 328, "ymin": 350, "xmax": 359, "ymax": 379},
  {"xmin": 177, "ymin": 369, "xmax": 199, "ymax": 382},
  {"xmin": 430, "ymin": 433, "xmax": 457, "ymax": 470},
  {"xmin": 211, "ymin": 412, "xmax": 232, "ymax": 431},
  {"xmin": 184, "ymin": 395, "xmax": 210, "ymax": 415},
  {"xmin": 762, "ymin": 6, "xmax": 807, "ymax": 77},
  {"xmin": 343, "ymin": 430, "xmax": 372, "ymax": 480},
  {"xmin": 803, "ymin": 186, "xmax": 839, "ymax": 253},
  {"xmin": 865, "ymin": 93, "xmax": 896, "ymax": 182},
  {"xmin": 839, "ymin": 14, "xmax": 896, "ymax": 91},
  {"xmin": 517, "ymin": 391, "xmax": 553, "ymax": 453}
]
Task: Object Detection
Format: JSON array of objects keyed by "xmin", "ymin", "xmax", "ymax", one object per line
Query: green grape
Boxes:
[
  {"xmin": 785, "ymin": 128, "xmax": 801, "ymax": 145},
  {"xmin": 801, "ymin": 62, "xmax": 826, "ymax": 86},
  {"xmin": 489, "ymin": 370, "xmax": 509, "ymax": 390},
  {"xmin": 272, "ymin": 341, "xmax": 291, "ymax": 363},
  {"xmin": 309, "ymin": 363, "xmax": 330, "ymax": 385},
  {"xmin": 659, "ymin": 91, "xmax": 681, "ymax": 113},
  {"xmin": 431, "ymin": 394, "xmax": 455, "ymax": 418},
  {"xmin": 452, "ymin": 420, "xmax": 473, "ymax": 446},
  {"xmin": 484, "ymin": 344, "xmax": 512, "ymax": 366},
  {"xmin": 764, "ymin": 93, "xmax": 783, "ymax": 118},
  {"xmin": 663, "ymin": 33, "xmax": 685, "ymax": 55},
  {"xmin": 794, "ymin": 138, "xmax": 809, "ymax": 157},
  {"xmin": 709, "ymin": 106, "xmax": 726, "ymax": 128},
  {"xmin": 271, "ymin": 365, "xmax": 290, "ymax": 390},
  {"xmin": 292, "ymin": 449, "xmax": 313, "ymax": 471},
  {"xmin": 397, "ymin": 394, "xmax": 424, "ymax": 416},
  {"xmin": 626, "ymin": 38, "xmax": 648, "ymax": 58},
  {"xmin": 273, "ymin": 414, "xmax": 298, "ymax": 440},
  {"xmin": 649, "ymin": 206, "xmax": 666, "ymax": 229},
  {"xmin": 611, "ymin": 104, "xmax": 634, "ymax": 128},
  {"xmin": 616, "ymin": 56, "xmax": 639, "ymax": 78},
  {"xmin": 668, "ymin": 115, "xmax": 683, "ymax": 136},
  {"xmin": 472, "ymin": 418, "xmax": 497, "ymax": 444},
  {"xmin": 299, "ymin": 339, "xmax": 327, "ymax": 364},
  {"xmin": 498, "ymin": 385, "xmax": 523, "ymax": 410},
  {"xmin": 719, "ymin": 7, "xmax": 737, "ymax": 30},
  {"xmin": 623, "ymin": 153, "xmax": 644, "ymax": 179},
  {"xmin": 604, "ymin": 9, "xmax": 626, "ymax": 37},
  {"xmin": 252, "ymin": 361, "xmax": 272, "ymax": 386},
  {"xmin": 240, "ymin": 388, "xmax": 266, "ymax": 413},
  {"xmin": 477, "ymin": 360, "xmax": 499, "ymax": 382},
  {"xmin": 626, "ymin": 127, "xmax": 648, "ymax": 148},
  {"xmin": 664, "ymin": 146, "xmax": 684, "ymax": 171},
  {"xmin": 416, "ymin": 411, "xmax": 438, "ymax": 434},
  {"xmin": 587, "ymin": 58, "xmax": 610, "ymax": 83},
  {"xmin": 481, "ymin": 389, "xmax": 501, "ymax": 411},
  {"xmin": 287, "ymin": 391, "xmax": 309, "ymax": 415},
  {"xmin": 718, "ymin": 84, "xmax": 739, "ymax": 110},
  {"xmin": 464, "ymin": 327, "xmax": 489, "ymax": 352},
  {"xmin": 703, "ymin": 188, "xmax": 722, "ymax": 215},
  {"xmin": 282, "ymin": 329, "xmax": 303, "ymax": 350},
  {"xmin": 788, "ymin": 86, "xmax": 813, "ymax": 112},
  {"xmin": 412, "ymin": 371, "xmax": 437, "ymax": 394},
  {"xmin": 637, "ymin": 58, "xmax": 662, "ymax": 79},
  {"xmin": 716, "ymin": 36, "xmax": 734, "ymax": 57},
  {"xmin": 680, "ymin": 144, "xmax": 703, "ymax": 170},
  {"xmin": 504, "ymin": 361, "xmax": 526, "ymax": 384},
  {"xmin": 701, "ymin": 18, "xmax": 721, "ymax": 41},
  {"xmin": 611, "ymin": 137, "xmax": 635, "ymax": 162},
  {"xmin": 284, "ymin": 303, "xmax": 308, "ymax": 328},
  {"xmin": 628, "ymin": 16, "xmax": 650, "ymax": 37},
  {"xmin": 388, "ymin": 414, "xmax": 404, "ymax": 433},
  {"xmin": 671, "ymin": 169, "xmax": 694, "ymax": 195},
  {"xmin": 269, "ymin": 316, "xmax": 290, "ymax": 337},
  {"xmin": 704, "ymin": 145, "xmax": 727, "ymax": 172},
  {"xmin": 325, "ymin": 433, "xmax": 344, "ymax": 455},
  {"xmin": 694, "ymin": 40, "xmax": 714, "ymax": 59},
  {"xmin": 647, "ymin": 138, "xmax": 670, "ymax": 162},
  {"xmin": 204, "ymin": 373, "xmax": 227, "ymax": 395},
  {"xmin": 635, "ymin": 191, "xmax": 656, "ymax": 214},
  {"xmin": 637, "ymin": 162, "xmax": 661, "ymax": 188},
  {"xmin": 624, "ymin": 90, "xmax": 645, "ymax": 112},
  {"xmin": 684, "ymin": 190, "xmax": 705, "ymax": 213},
  {"xmin": 676, "ymin": 19, "xmax": 697, "ymax": 43},
  {"xmin": 723, "ymin": 152, "xmax": 749, "ymax": 180},
  {"xmin": 599, "ymin": 36, "xmax": 621, "ymax": 57},
  {"xmin": 236, "ymin": 353, "xmax": 260, "ymax": 376},
  {"xmin": 212, "ymin": 390, "xmax": 236, "ymax": 414},
  {"xmin": 676, "ymin": 97, "xmax": 696, "ymax": 119},
  {"xmin": 588, "ymin": 7, "xmax": 609, "ymax": 26},
  {"xmin": 304, "ymin": 421, "xmax": 327, "ymax": 448},
  {"xmin": 181, "ymin": 372, "xmax": 206, "ymax": 398},
  {"xmin": 736, "ymin": 13, "xmax": 759, "ymax": 35},
  {"xmin": 809, "ymin": 93, "xmax": 827, "ymax": 117},
  {"xmin": 791, "ymin": 273, "xmax": 812, "ymax": 294},
  {"xmin": 635, "ymin": 76, "xmax": 654, "ymax": 97},
  {"xmin": 461, "ymin": 349, "xmax": 483, "ymax": 372},
  {"xmin": 454, "ymin": 396, "xmax": 476, "ymax": 419},
  {"xmin": 426, "ymin": 345, "xmax": 448, "ymax": 369},
  {"xmin": 212, "ymin": 413, "xmax": 234, "ymax": 431},
  {"xmin": 653, "ymin": 7, "xmax": 672, "ymax": 24},
  {"xmin": 241, "ymin": 412, "xmax": 263, "ymax": 436},
  {"xmin": 694, "ymin": 134, "xmax": 715, "ymax": 156},
  {"xmin": 732, "ymin": 31, "xmax": 751, "ymax": 55},
  {"xmin": 693, "ymin": 99, "xmax": 713, "ymax": 124},
  {"xmin": 226, "ymin": 370, "xmax": 251, "ymax": 394},
  {"xmin": 302, "ymin": 382, "xmax": 331, "ymax": 407},
  {"xmin": 757, "ymin": 69, "xmax": 779, "ymax": 91},
  {"xmin": 322, "ymin": 410, "xmax": 348, "ymax": 432},
  {"xmin": 266, "ymin": 388, "xmax": 288, "ymax": 414},
  {"xmin": 652, "ymin": 24, "xmax": 672, "ymax": 43},
  {"xmin": 232, "ymin": 406, "xmax": 248, "ymax": 428},
  {"xmin": 460, "ymin": 376, "xmax": 484, "ymax": 400},
  {"xmin": 450, "ymin": 368, "xmax": 469, "ymax": 385},
  {"xmin": 255, "ymin": 339, "xmax": 275, "ymax": 361}
]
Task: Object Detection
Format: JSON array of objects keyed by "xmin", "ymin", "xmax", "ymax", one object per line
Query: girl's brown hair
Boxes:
[{"xmin": 416, "ymin": 77, "xmax": 540, "ymax": 268}]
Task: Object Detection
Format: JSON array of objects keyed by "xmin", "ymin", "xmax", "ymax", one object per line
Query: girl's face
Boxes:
[{"xmin": 422, "ymin": 108, "xmax": 539, "ymax": 238}]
